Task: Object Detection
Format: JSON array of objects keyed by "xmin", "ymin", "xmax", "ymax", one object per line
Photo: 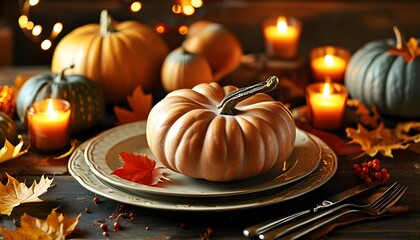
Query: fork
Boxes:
[{"xmin": 259, "ymin": 182, "xmax": 407, "ymax": 240}]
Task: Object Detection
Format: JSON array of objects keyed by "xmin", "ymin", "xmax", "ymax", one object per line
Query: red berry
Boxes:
[
  {"xmin": 113, "ymin": 222, "xmax": 121, "ymax": 231},
  {"xmin": 381, "ymin": 168, "xmax": 388, "ymax": 175},
  {"xmin": 367, "ymin": 161, "xmax": 373, "ymax": 168},
  {"xmin": 353, "ymin": 164, "xmax": 360, "ymax": 170},
  {"xmin": 372, "ymin": 163, "xmax": 380, "ymax": 171},
  {"xmin": 365, "ymin": 177, "xmax": 372, "ymax": 184},
  {"xmin": 362, "ymin": 167, "xmax": 370, "ymax": 174},
  {"xmin": 372, "ymin": 159, "xmax": 380, "ymax": 165},
  {"xmin": 362, "ymin": 162, "xmax": 368, "ymax": 168},
  {"xmin": 93, "ymin": 197, "xmax": 100, "ymax": 204},
  {"xmin": 383, "ymin": 173, "xmax": 391, "ymax": 181},
  {"xmin": 100, "ymin": 223, "xmax": 108, "ymax": 231},
  {"xmin": 102, "ymin": 231, "xmax": 108, "ymax": 237}
]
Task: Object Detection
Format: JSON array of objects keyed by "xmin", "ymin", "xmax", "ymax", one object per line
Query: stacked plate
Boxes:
[{"xmin": 68, "ymin": 121, "xmax": 337, "ymax": 211}]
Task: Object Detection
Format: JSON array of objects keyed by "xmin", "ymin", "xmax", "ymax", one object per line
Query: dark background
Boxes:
[{"xmin": 1, "ymin": 0, "xmax": 419, "ymax": 66}]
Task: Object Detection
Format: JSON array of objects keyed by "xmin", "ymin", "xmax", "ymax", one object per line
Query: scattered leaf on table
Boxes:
[
  {"xmin": 346, "ymin": 122, "xmax": 420, "ymax": 158},
  {"xmin": 0, "ymin": 174, "xmax": 54, "ymax": 215},
  {"xmin": 346, "ymin": 99, "xmax": 380, "ymax": 128},
  {"xmin": 114, "ymin": 86, "xmax": 153, "ymax": 124},
  {"xmin": 2, "ymin": 208, "xmax": 80, "ymax": 240},
  {"xmin": 0, "ymin": 136, "xmax": 28, "ymax": 163},
  {"xmin": 112, "ymin": 152, "xmax": 169, "ymax": 186}
]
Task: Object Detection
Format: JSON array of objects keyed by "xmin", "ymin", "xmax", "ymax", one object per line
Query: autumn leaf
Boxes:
[
  {"xmin": 112, "ymin": 152, "xmax": 169, "ymax": 186},
  {"xmin": 2, "ymin": 208, "xmax": 80, "ymax": 240},
  {"xmin": 114, "ymin": 86, "xmax": 153, "ymax": 124},
  {"xmin": 0, "ymin": 174, "xmax": 54, "ymax": 215},
  {"xmin": 0, "ymin": 136, "xmax": 28, "ymax": 163}
]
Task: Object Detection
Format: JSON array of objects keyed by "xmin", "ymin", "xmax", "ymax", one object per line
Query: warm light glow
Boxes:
[
  {"xmin": 182, "ymin": 5, "xmax": 195, "ymax": 15},
  {"xmin": 46, "ymin": 99, "xmax": 58, "ymax": 118},
  {"xmin": 41, "ymin": 39, "xmax": 52, "ymax": 50},
  {"xmin": 322, "ymin": 83, "xmax": 331, "ymax": 98},
  {"xmin": 18, "ymin": 15, "xmax": 28, "ymax": 28},
  {"xmin": 130, "ymin": 1, "xmax": 142, "ymax": 12},
  {"xmin": 155, "ymin": 23, "xmax": 167, "ymax": 34},
  {"xmin": 53, "ymin": 22, "xmax": 63, "ymax": 33},
  {"xmin": 172, "ymin": 3, "xmax": 182, "ymax": 13},
  {"xmin": 32, "ymin": 25, "xmax": 42, "ymax": 36},
  {"xmin": 26, "ymin": 21, "xmax": 34, "ymax": 30},
  {"xmin": 29, "ymin": 0, "xmax": 39, "ymax": 6},
  {"xmin": 277, "ymin": 16, "xmax": 288, "ymax": 33},
  {"xmin": 178, "ymin": 25, "xmax": 189, "ymax": 35},
  {"xmin": 191, "ymin": 0, "xmax": 203, "ymax": 8},
  {"xmin": 324, "ymin": 55, "xmax": 335, "ymax": 66}
]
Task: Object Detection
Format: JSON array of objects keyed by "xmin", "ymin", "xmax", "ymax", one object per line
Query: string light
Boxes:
[
  {"xmin": 18, "ymin": 0, "xmax": 63, "ymax": 50},
  {"xmin": 130, "ymin": 1, "xmax": 142, "ymax": 12}
]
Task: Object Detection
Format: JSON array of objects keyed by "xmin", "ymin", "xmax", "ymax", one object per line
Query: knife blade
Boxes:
[{"xmin": 243, "ymin": 181, "xmax": 383, "ymax": 237}]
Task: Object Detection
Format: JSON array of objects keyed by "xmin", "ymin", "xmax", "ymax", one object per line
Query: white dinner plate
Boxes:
[
  {"xmin": 84, "ymin": 121, "xmax": 322, "ymax": 197},
  {"xmin": 69, "ymin": 134, "xmax": 337, "ymax": 212}
]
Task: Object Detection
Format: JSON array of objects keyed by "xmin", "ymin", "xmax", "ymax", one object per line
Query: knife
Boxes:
[{"xmin": 243, "ymin": 181, "xmax": 383, "ymax": 237}]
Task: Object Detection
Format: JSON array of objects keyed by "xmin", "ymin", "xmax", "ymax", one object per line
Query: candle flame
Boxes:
[
  {"xmin": 322, "ymin": 83, "xmax": 331, "ymax": 98},
  {"xmin": 46, "ymin": 99, "xmax": 59, "ymax": 119},
  {"xmin": 277, "ymin": 16, "xmax": 288, "ymax": 33},
  {"xmin": 324, "ymin": 55, "xmax": 334, "ymax": 66}
]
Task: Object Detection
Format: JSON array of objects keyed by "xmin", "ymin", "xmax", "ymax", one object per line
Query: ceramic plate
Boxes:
[
  {"xmin": 84, "ymin": 121, "xmax": 322, "ymax": 197},
  {"xmin": 69, "ymin": 135, "xmax": 337, "ymax": 212}
]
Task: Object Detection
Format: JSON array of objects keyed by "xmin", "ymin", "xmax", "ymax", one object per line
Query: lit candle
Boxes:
[
  {"xmin": 310, "ymin": 46, "xmax": 350, "ymax": 82},
  {"xmin": 306, "ymin": 82, "xmax": 347, "ymax": 130},
  {"xmin": 27, "ymin": 98, "xmax": 71, "ymax": 151},
  {"xmin": 263, "ymin": 16, "xmax": 301, "ymax": 59}
]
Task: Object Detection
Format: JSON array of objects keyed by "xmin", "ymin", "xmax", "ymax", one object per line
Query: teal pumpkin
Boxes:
[
  {"xmin": 0, "ymin": 111, "xmax": 18, "ymax": 146},
  {"xmin": 16, "ymin": 66, "xmax": 106, "ymax": 133},
  {"xmin": 345, "ymin": 29, "xmax": 420, "ymax": 118}
]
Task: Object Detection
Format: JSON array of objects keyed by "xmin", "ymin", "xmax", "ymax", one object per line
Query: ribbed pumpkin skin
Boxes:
[
  {"xmin": 161, "ymin": 47, "xmax": 213, "ymax": 92},
  {"xmin": 51, "ymin": 21, "xmax": 169, "ymax": 103},
  {"xmin": 0, "ymin": 112, "xmax": 18, "ymax": 146},
  {"xmin": 345, "ymin": 39, "xmax": 420, "ymax": 118},
  {"xmin": 146, "ymin": 82, "xmax": 296, "ymax": 181},
  {"xmin": 16, "ymin": 73, "xmax": 106, "ymax": 133}
]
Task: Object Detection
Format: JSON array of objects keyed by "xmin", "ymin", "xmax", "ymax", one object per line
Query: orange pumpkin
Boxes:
[
  {"xmin": 51, "ymin": 10, "xmax": 169, "ymax": 103},
  {"xmin": 161, "ymin": 47, "xmax": 213, "ymax": 92},
  {"xmin": 146, "ymin": 76, "xmax": 296, "ymax": 181},
  {"xmin": 183, "ymin": 21, "xmax": 243, "ymax": 81}
]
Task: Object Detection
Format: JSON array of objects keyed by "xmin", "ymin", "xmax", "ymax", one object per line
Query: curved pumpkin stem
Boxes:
[
  {"xmin": 55, "ymin": 64, "xmax": 74, "ymax": 82},
  {"xmin": 217, "ymin": 76, "xmax": 279, "ymax": 115},
  {"xmin": 100, "ymin": 9, "xmax": 115, "ymax": 35},
  {"xmin": 393, "ymin": 26, "xmax": 403, "ymax": 50}
]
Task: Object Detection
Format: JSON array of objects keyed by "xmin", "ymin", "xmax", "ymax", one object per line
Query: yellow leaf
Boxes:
[
  {"xmin": 0, "ymin": 174, "xmax": 54, "ymax": 215},
  {"xmin": 114, "ymin": 86, "xmax": 153, "ymax": 124},
  {"xmin": 3, "ymin": 208, "xmax": 80, "ymax": 240},
  {"xmin": 0, "ymin": 136, "xmax": 28, "ymax": 163}
]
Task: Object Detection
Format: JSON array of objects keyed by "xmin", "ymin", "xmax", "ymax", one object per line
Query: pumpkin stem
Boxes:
[
  {"xmin": 393, "ymin": 25, "xmax": 403, "ymax": 50},
  {"xmin": 55, "ymin": 64, "xmax": 74, "ymax": 82},
  {"xmin": 100, "ymin": 9, "xmax": 115, "ymax": 35},
  {"xmin": 217, "ymin": 76, "xmax": 279, "ymax": 115}
]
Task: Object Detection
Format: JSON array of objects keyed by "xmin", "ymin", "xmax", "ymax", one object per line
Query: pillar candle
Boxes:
[
  {"xmin": 27, "ymin": 98, "xmax": 71, "ymax": 151},
  {"xmin": 306, "ymin": 82, "xmax": 347, "ymax": 130},
  {"xmin": 310, "ymin": 46, "xmax": 350, "ymax": 82}
]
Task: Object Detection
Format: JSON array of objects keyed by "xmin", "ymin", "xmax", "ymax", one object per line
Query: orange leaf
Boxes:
[
  {"xmin": 114, "ymin": 86, "xmax": 153, "ymax": 124},
  {"xmin": 0, "ymin": 174, "xmax": 54, "ymax": 216},
  {"xmin": 3, "ymin": 208, "xmax": 80, "ymax": 239},
  {"xmin": 112, "ymin": 152, "xmax": 169, "ymax": 186}
]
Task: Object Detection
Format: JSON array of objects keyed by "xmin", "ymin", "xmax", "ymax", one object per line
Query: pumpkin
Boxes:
[
  {"xmin": 345, "ymin": 27, "xmax": 420, "ymax": 118},
  {"xmin": 182, "ymin": 21, "xmax": 242, "ymax": 81},
  {"xmin": 161, "ymin": 47, "xmax": 214, "ymax": 92},
  {"xmin": 0, "ymin": 111, "xmax": 18, "ymax": 146},
  {"xmin": 146, "ymin": 76, "xmax": 296, "ymax": 181},
  {"xmin": 16, "ymin": 65, "xmax": 106, "ymax": 133},
  {"xmin": 51, "ymin": 10, "xmax": 169, "ymax": 103}
]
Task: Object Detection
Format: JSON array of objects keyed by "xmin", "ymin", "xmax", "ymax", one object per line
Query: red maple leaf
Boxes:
[{"xmin": 112, "ymin": 152, "xmax": 169, "ymax": 186}]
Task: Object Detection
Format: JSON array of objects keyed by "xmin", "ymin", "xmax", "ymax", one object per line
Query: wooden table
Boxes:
[{"xmin": 1, "ymin": 67, "xmax": 419, "ymax": 239}]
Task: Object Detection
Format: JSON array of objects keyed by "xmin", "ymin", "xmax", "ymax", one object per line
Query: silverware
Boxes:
[
  {"xmin": 259, "ymin": 182, "xmax": 406, "ymax": 240},
  {"xmin": 243, "ymin": 181, "xmax": 383, "ymax": 237}
]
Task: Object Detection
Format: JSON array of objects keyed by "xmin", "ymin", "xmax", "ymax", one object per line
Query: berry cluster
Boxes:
[{"xmin": 353, "ymin": 159, "xmax": 391, "ymax": 184}]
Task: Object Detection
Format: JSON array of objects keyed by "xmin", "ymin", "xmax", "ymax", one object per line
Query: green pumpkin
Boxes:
[
  {"xmin": 345, "ymin": 28, "xmax": 420, "ymax": 118},
  {"xmin": 0, "ymin": 111, "xmax": 18, "ymax": 146},
  {"xmin": 16, "ymin": 65, "xmax": 106, "ymax": 133}
]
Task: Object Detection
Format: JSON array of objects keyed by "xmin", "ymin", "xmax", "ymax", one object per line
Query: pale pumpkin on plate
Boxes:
[{"xmin": 146, "ymin": 76, "xmax": 296, "ymax": 181}]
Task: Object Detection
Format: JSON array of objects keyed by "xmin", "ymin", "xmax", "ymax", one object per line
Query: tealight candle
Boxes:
[
  {"xmin": 27, "ymin": 98, "xmax": 71, "ymax": 151},
  {"xmin": 263, "ymin": 16, "xmax": 301, "ymax": 59},
  {"xmin": 310, "ymin": 46, "xmax": 350, "ymax": 82},
  {"xmin": 306, "ymin": 82, "xmax": 347, "ymax": 130}
]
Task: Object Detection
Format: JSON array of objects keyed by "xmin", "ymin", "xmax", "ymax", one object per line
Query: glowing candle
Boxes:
[
  {"xmin": 263, "ymin": 16, "xmax": 301, "ymax": 59},
  {"xmin": 27, "ymin": 98, "xmax": 71, "ymax": 151},
  {"xmin": 310, "ymin": 46, "xmax": 350, "ymax": 82},
  {"xmin": 306, "ymin": 82, "xmax": 347, "ymax": 130}
]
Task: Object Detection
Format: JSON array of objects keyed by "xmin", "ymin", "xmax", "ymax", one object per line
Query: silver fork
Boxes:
[{"xmin": 259, "ymin": 182, "xmax": 407, "ymax": 240}]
